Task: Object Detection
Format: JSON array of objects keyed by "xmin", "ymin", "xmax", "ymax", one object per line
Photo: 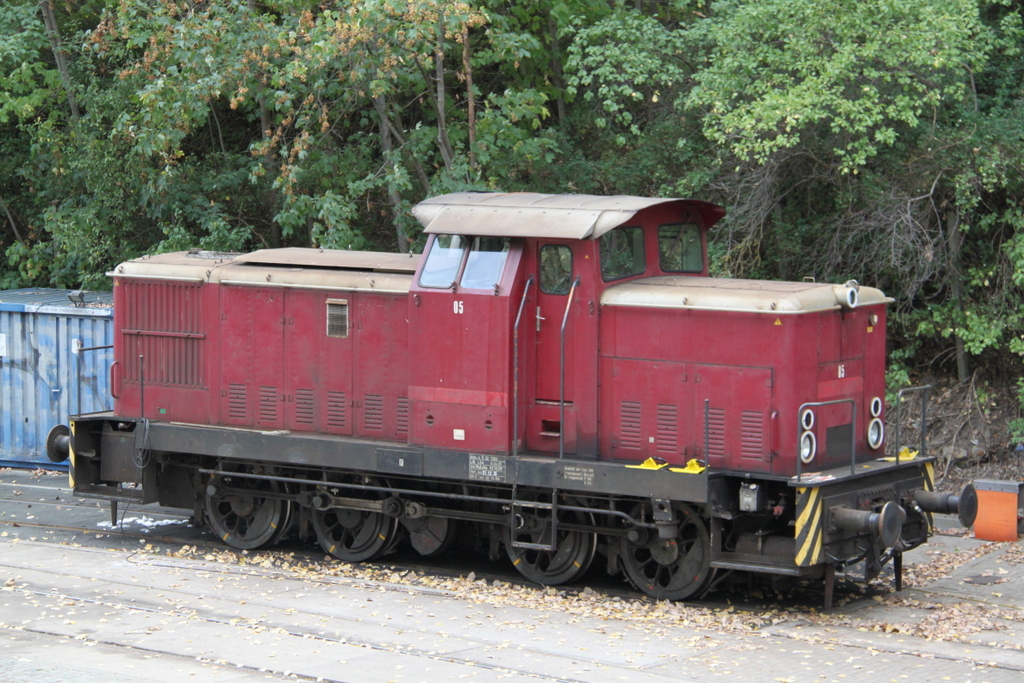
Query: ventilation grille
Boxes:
[
  {"xmin": 326, "ymin": 391, "xmax": 347, "ymax": 430},
  {"xmin": 326, "ymin": 300, "xmax": 349, "ymax": 338},
  {"xmin": 619, "ymin": 401, "xmax": 642, "ymax": 450},
  {"xmin": 122, "ymin": 281, "xmax": 204, "ymax": 333},
  {"xmin": 228, "ymin": 384, "xmax": 247, "ymax": 420},
  {"xmin": 364, "ymin": 394, "xmax": 384, "ymax": 432},
  {"xmin": 741, "ymin": 411, "xmax": 764, "ymax": 459},
  {"xmin": 706, "ymin": 408, "xmax": 726, "ymax": 459},
  {"xmin": 295, "ymin": 389, "xmax": 315, "ymax": 426},
  {"xmin": 656, "ymin": 404, "xmax": 678, "ymax": 454},
  {"xmin": 259, "ymin": 386, "xmax": 279, "ymax": 423},
  {"xmin": 396, "ymin": 397, "xmax": 410, "ymax": 434},
  {"xmin": 121, "ymin": 280, "xmax": 206, "ymax": 387}
]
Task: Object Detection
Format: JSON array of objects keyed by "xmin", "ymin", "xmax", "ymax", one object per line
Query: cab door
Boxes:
[{"xmin": 526, "ymin": 242, "xmax": 578, "ymax": 453}]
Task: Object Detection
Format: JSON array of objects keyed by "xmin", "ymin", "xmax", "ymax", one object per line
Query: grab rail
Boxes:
[
  {"xmin": 559, "ymin": 277, "xmax": 581, "ymax": 459},
  {"xmin": 511, "ymin": 277, "xmax": 533, "ymax": 456}
]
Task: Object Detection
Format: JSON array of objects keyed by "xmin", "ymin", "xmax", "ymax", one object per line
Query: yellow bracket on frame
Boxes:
[
  {"xmin": 670, "ymin": 459, "xmax": 708, "ymax": 474},
  {"xmin": 625, "ymin": 457, "xmax": 669, "ymax": 470}
]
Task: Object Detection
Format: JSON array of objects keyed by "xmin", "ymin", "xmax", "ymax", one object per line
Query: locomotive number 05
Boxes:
[
  {"xmin": 838, "ymin": 364, "xmax": 846, "ymax": 378},
  {"xmin": 453, "ymin": 300, "xmax": 464, "ymax": 314}
]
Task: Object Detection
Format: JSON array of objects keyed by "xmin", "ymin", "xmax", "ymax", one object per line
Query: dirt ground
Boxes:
[{"xmin": 892, "ymin": 372, "xmax": 1024, "ymax": 492}]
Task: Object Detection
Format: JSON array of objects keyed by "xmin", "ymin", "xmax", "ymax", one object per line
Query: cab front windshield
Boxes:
[
  {"xmin": 460, "ymin": 237, "xmax": 510, "ymax": 289},
  {"xmin": 418, "ymin": 234, "xmax": 467, "ymax": 288},
  {"xmin": 419, "ymin": 234, "xmax": 510, "ymax": 289}
]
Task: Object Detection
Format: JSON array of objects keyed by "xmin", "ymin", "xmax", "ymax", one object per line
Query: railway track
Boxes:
[
  {"xmin": 3, "ymin": 468, "xmax": 1024, "ymax": 683},
  {"xmin": 0, "ymin": 469, "xmax": 1008, "ymax": 610}
]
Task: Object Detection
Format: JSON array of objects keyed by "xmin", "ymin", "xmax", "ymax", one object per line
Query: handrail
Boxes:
[
  {"xmin": 796, "ymin": 398, "xmax": 856, "ymax": 482},
  {"xmin": 75, "ymin": 343, "xmax": 115, "ymax": 416},
  {"xmin": 109, "ymin": 361, "xmax": 121, "ymax": 400},
  {"xmin": 893, "ymin": 385, "xmax": 931, "ymax": 464},
  {"xmin": 704, "ymin": 398, "xmax": 710, "ymax": 461},
  {"xmin": 512, "ymin": 277, "xmax": 534, "ymax": 456},
  {"xmin": 559, "ymin": 277, "xmax": 581, "ymax": 459}
]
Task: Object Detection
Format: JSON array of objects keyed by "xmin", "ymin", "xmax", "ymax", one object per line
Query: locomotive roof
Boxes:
[
  {"xmin": 234, "ymin": 248, "xmax": 419, "ymax": 273},
  {"xmin": 109, "ymin": 249, "xmax": 418, "ymax": 294},
  {"xmin": 601, "ymin": 276, "xmax": 891, "ymax": 313},
  {"xmin": 413, "ymin": 192, "xmax": 726, "ymax": 239}
]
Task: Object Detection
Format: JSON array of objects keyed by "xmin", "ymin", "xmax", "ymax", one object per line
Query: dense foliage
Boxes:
[{"xmin": 4, "ymin": 0, "xmax": 1024, "ymax": 394}]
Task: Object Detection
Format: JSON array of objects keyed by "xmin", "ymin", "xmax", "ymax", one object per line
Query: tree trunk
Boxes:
[
  {"xmin": 947, "ymin": 207, "xmax": 969, "ymax": 382},
  {"xmin": 0, "ymin": 194, "xmax": 26, "ymax": 244},
  {"xmin": 372, "ymin": 95, "xmax": 432, "ymax": 195},
  {"xmin": 38, "ymin": 0, "xmax": 80, "ymax": 122},
  {"xmin": 434, "ymin": 13, "xmax": 454, "ymax": 171},
  {"xmin": 462, "ymin": 26, "xmax": 477, "ymax": 171},
  {"xmin": 548, "ymin": 12, "xmax": 566, "ymax": 124},
  {"xmin": 248, "ymin": 0, "xmax": 281, "ymax": 247},
  {"xmin": 373, "ymin": 96, "xmax": 409, "ymax": 253}
]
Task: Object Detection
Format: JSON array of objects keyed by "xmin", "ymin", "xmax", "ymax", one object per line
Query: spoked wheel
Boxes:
[
  {"xmin": 268, "ymin": 501, "xmax": 294, "ymax": 545},
  {"xmin": 312, "ymin": 507, "xmax": 399, "ymax": 562},
  {"xmin": 405, "ymin": 516, "xmax": 460, "ymax": 558},
  {"xmin": 206, "ymin": 477, "xmax": 289, "ymax": 550},
  {"xmin": 621, "ymin": 502, "xmax": 715, "ymax": 601},
  {"xmin": 505, "ymin": 496, "xmax": 597, "ymax": 586}
]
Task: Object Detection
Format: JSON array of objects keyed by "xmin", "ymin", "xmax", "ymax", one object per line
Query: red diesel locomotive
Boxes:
[{"xmin": 49, "ymin": 192, "xmax": 976, "ymax": 604}]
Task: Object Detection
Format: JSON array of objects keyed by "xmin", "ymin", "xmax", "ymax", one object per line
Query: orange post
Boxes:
[{"xmin": 973, "ymin": 479, "xmax": 1022, "ymax": 542}]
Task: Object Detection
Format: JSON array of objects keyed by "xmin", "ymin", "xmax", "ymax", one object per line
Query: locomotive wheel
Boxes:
[
  {"xmin": 206, "ymin": 481, "xmax": 288, "ymax": 550},
  {"xmin": 267, "ymin": 501, "xmax": 295, "ymax": 545},
  {"xmin": 405, "ymin": 516, "xmax": 460, "ymax": 558},
  {"xmin": 312, "ymin": 507, "xmax": 399, "ymax": 562},
  {"xmin": 621, "ymin": 502, "xmax": 714, "ymax": 601},
  {"xmin": 505, "ymin": 498, "xmax": 597, "ymax": 586}
]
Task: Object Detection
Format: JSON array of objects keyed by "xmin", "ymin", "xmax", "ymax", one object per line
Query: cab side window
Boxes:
[
  {"xmin": 540, "ymin": 245, "xmax": 572, "ymax": 294},
  {"xmin": 658, "ymin": 223, "xmax": 703, "ymax": 273},
  {"xmin": 599, "ymin": 226, "xmax": 645, "ymax": 281}
]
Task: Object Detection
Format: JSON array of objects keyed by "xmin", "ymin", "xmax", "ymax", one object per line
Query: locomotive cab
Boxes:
[{"xmin": 410, "ymin": 193, "xmax": 724, "ymax": 460}]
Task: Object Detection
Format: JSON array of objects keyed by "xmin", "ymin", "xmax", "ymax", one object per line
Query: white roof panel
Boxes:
[
  {"xmin": 601, "ymin": 276, "xmax": 891, "ymax": 313},
  {"xmin": 413, "ymin": 192, "xmax": 725, "ymax": 239}
]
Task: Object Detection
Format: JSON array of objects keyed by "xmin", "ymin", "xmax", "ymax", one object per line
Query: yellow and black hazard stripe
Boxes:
[
  {"xmin": 923, "ymin": 461, "xmax": 935, "ymax": 492},
  {"xmin": 794, "ymin": 486, "xmax": 824, "ymax": 567},
  {"xmin": 920, "ymin": 460, "xmax": 936, "ymax": 534}
]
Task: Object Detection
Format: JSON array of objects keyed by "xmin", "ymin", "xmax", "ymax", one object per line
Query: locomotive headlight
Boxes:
[
  {"xmin": 870, "ymin": 396, "xmax": 883, "ymax": 418},
  {"xmin": 799, "ymin": 431, "xmax": 817, "ymax": 464},
  {"xmin": 845, "ymin": 287, "xmax": 859, "ymax": 308},
  {"xmin": 832, "ymin": 282, "xmax": 860, "ymax": 309},
  {"xmin": 800, "ymin": 408, "xmax": 815, "ymax": 431},
  {"xmin": 867, "ymin": 418, "xmax": 885, "ymax": 450}
]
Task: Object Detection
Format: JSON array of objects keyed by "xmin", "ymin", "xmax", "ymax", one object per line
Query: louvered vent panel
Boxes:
[
  {"xmin": 741, "ymin": 411, "xmax": 764, "ymax": 459},
  {"xmin": 326, "ymin": 392, "xmax": 347, "ymax": 430},
  {"xmin": 122, "ymin": 280, "xmax": 205, "ymax": 387},
  {"xmin": 326, "ymin": 300, "xmax": 349, "ymax": 338},
  {"xmin": 259, "ymin": 386, "xmax": 278, "ymax": 423},
  {"xmin": 396, "ymin": 397, "xmax": 410, "ymax": 434},
  {"xmin": 707, "ymin": 408, "xmax": 726, "ymax": 458},
  {"xmin": 656, "ymin": 404, "xmax": 678, "ymax": 453},
  {"xmin": 228, "ymin": 384, "xmax": 247, "ymax": 420},
  {"xmin": 619, "ymin": 401, "xmax": 642, "ymax": 450},
  {"xmin": 364, "ymin": 394, "xmax": 384, "ymax": 431},
  {"xmin": 295, "ymin": 389, "xmax": 315, "ymax": 426}
]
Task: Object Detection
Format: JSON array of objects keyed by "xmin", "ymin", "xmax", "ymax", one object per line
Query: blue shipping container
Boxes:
[{"xmin": 0, "ymin": 288, "xmax": 114, "ymax": 469}]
